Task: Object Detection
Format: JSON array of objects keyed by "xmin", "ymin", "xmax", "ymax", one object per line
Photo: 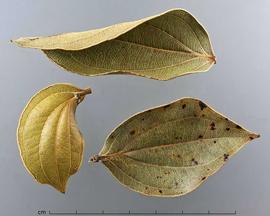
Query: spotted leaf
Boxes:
[{"xmin": 90, "ymin": 98, "xmax": 259, "ymax": 197}]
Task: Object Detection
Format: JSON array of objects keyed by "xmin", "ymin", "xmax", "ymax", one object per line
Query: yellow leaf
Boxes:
[{"xmin": 17, "ymin": 83, "xmax": 91, "ymax": 193}]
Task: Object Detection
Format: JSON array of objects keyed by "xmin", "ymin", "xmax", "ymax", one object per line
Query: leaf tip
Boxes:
[
  {"xmin": 56, "ymin": 184, "xmax": 67, "ymax": 194},
  {"xmin": 249, "ymin": 133, "xmax": 260, "ymax": 140},
  {"xmin": 11, "ymin": 38, "xmax": 22, "ymax": 46}
]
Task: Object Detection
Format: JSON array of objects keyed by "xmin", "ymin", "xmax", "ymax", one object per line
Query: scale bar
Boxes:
[{"xmin": 48, "ymin": 210, "xmax": 237, "ymax": 215}]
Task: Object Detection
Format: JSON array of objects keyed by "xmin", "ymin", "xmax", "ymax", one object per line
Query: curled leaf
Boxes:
[
  {"xmin": 90, "ymin": 98, "xmax": 259, "ymax": 197},
  {"xmin": 17, "ymin": 83, "xmax": 91, "ymax": 193},
  {"xmin": 13, "ymin": 9, "xmax": 215, "ymax": 80}
]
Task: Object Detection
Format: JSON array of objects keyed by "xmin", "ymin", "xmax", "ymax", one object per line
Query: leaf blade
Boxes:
[
  {"xmin": 92, "ymin": 98, "xmax": 259, "ymax": 197},
  {"xmin": 13, "ymin": 9, "xmax": 215, "ymax": 80},
  {"xmin": 17, "ymin": 84, "xmax": 91, "ymax": 193}
]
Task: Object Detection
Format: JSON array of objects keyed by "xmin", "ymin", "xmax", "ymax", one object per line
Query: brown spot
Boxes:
[
  {"xmin": 175, "ymin": 136, "xmax": 179, "ymax": 140},
  {"xmin": 236, "ymin": 125, "xmax": 242, "ymax": 129},
  {"xmin": 210, "ymin": 122, "xmax": 216, "ymax": 130},
  {"xmin": 110, "ymin": 135, "xmax": 114, "ymax": 139},
  {"xmin": 249, "ymin": 136, "xmax": 254, "ymax": 140},
  {"xmin": 192, "ymin": 158, "xmax": 199, "ymax": 165},
  {"xmin": 130, "ymin": 130, "xmax": 136, "ymax": 135},
  {"xmin": 214, "ymin": 140, "xmax": 217, "ymax": 143},
  {"xmin": 177, "ymin": 154, "xmax": 181, "ymax": 158},
  {"xmin": 224, "ymin": 154, "xmax": 229, "ymax": 161},
  {"xmin": 201, "ymin": 177, "xmax": 206, "ymax": 180},
  {"xmin": 226, "ymin": 127, "xmax": 230, "ymax": 131},
  {"xmin": 164, "ymin": 171, "xmax": 170, "ymax": 175},
  {"xmin": 182, "ymin": 104, "xmax": 186, "ymax": 109},
  {"xmin": 175, "ymin": 182, "xmax": 178, "ymax": 186},
  {"xmin": 198, "ymin": 135, "xmax": 203, "ymax": 139},
  {"xmin": 159, "ymin": 190, "xmax": 163, "ymax": 194},
  {"xmin": 145, "ymin": 187, "xmax": 148, "ymax": 190},
  {"xmin": 156, "ymin": 176, "xmax": 162, "ymax": 179},
  {"xmin": 141, "ymin": 118, "xmax": 145, "ymax": 121},
  {"xmin": 199, "ymin": 101, "xmax": 207, "ymax": 111},
  {"xmin": 225, "ymin": 118, "xmax": 229, "ymax": 121},
  {"xmin": 202, "ymin": 114, "xmax": 206, "ymax": 117}
]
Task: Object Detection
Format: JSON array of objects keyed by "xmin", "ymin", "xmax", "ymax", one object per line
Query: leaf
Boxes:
[
  {"xmin": 17, "ymin": 83, "xmax": 91, "ymax": 193},
  {"xmin": 13, "ymin": 9, "xmax": 216, "ymax": 80},
  {"xmin": 90, "ymin": 98, "xmax": 259, "ymax": 197}
]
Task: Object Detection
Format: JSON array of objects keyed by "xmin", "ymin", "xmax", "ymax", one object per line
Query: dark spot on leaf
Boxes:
[
  {"xmin": 159, "ymin": 190, "xmax": 163, "ymax": 194},
  {"xmin": 177, "ymin": 154, "xmax": 181, "ymax": 158},
  {"xmin": 175, "ymin": 136, "xmax": 179, "ymax": 140},
  {"xmin": 201, "ymin": 177, "xmax": 206, "ymax": 180},
  {"xmin": 198, "ymin": 135, "xmax": 203, "ymax": 139},
  {"xmin": 175, "ymin": 182, "xmax": 178, "ymax": 186},
  {"xmin": 142, "ymin": 118, "xmax": 145, "ymax": 121},
  {"xmin": 202, "ymin": 114, "xmax": 205, "ymax": 117},
  {"xmin": 236, "ymin": 125, "xmax": 242, "ymax": 129},
  {"xmin": 249, "ymin": 136, "xmax": 254, "ymax": 140},
  {"xmin": 182, "ymin": 104, "xmax": 186, "ymax": 109},
  {"xmin": 225, "ymin": 118, "xmax": 229, "ymax": 121},
  {"xmin": 130, "ymin": 130, "xmax": 136, "ymax": 135},
  {"xmin": 226, "ymin": 128, "xmax": 230, "ymax": 131},
  {"xmin": 214, "ymin": 140, "xmax": 217, "ymax": 143},
  {"xmin": 192, "ymin": 158, "xmax": 199, "ymax": 165},
  {"xmin": 199, "ymin": 101, "xmax": 207, "ymax": 111},
  {"xmin": 224, "ymin": 154, "xmax": 229, "ymax": 161},
  {"xmin": 156, "ymin": 176, "xmax": 162, "ymax": 179},
  {"xmin": 210, "ymin": 122, "xmax": 216, "ymax": 130}
]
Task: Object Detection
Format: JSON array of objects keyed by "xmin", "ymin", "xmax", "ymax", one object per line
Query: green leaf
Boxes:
[
  {"xmin": 90, "ymin": 98, "xmax": 259, "ymax": 197},
  {"xmin": 17, "ymin": 83, "xmax": 91, "ymax": 193},
  {"xmin": 13, "ymin": 9, "xmax": 215, "ymax": 80}
]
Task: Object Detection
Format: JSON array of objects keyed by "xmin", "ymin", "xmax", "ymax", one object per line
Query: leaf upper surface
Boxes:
[{"xmin": 17, "ymin": 84, "xmax": 91, "ymax": 193}]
